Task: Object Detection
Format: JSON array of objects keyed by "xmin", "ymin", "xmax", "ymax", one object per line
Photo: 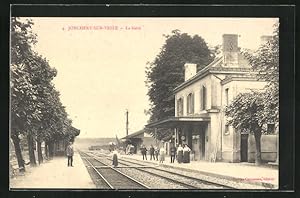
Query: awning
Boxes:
[
  {"xmin": 121, "ymin": 129, "xmax": 145, "ymax": 140},
  {"xmin": 146, "ymin": 115, "xmax": 210, "ymax": 129}
]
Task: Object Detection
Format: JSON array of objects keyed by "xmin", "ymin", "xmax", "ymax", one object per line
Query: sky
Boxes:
[{"xmin": 27, "ymin": 17, "xmax": 278, "ymax": 138}]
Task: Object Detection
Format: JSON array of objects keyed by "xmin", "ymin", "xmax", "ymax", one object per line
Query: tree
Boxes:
[
  {"xmin": 145, "ymin": 30, "xmax": 214, "ymax": 139},
  {"xmin": 226, "ymin": 23, "xmax": 279, "ymax": 165},
  {"xmin": 28, "ymin": 55, "xmax": 57, "ymax": 164},
  {"xmin": 41, "ymin": 89, "xmax": 71, "ymax": 158},
  {"xmin": 10, "ymin": 17, "xmax": 74, "ymax": 169},
  {"xmin": 225, "ymin": 92, "xmax": 269, "ymax": 165},
  {"xmin": 243, "ymin": 22, "xmax": 279, "ymax": 123},
  {"xmin": 11, "ymin": 17, "xmax": 38, "ymax": 171},
  {"xmin": 11, "ymin": 26, "xmax": 58, "ymax": 166}
]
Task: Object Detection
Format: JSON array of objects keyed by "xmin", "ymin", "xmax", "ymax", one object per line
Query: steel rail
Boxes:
[
  {"xmin": 81, "ymin": 151, "xmax": 150, "ymax": 189},
  {"xmin": 89, "ymin": 153, "xmax": 197, "ymax": 189},
  {"xmin": 92, "ymin": 152, "xmax": 236, "ymax": 189},
  {"xmin": 81, "ymin": 154, "xmax": 114, "ymax": 189},
  {"xmin": 117, "ymin": 157, "xmax": 236, "ymax": 189}
]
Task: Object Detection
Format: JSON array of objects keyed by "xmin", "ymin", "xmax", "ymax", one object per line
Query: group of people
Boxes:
[
  {"xmin": 140, "ymin": 143, "xmax": 191, "ymax": 164},
  {"xmin": 65, "ymin": 141, "xmax": 192, "ymax": 168},
  {"xmin": 173, "ymin": 144, "xmax": 192, "ymax": 163},
  {"xmin": 140, "ymin": 144, "xmax": 166, "ymax": 163},
  {"xmin": 141, "ymin": 145, "xmax": 160, "ymax": 161}
]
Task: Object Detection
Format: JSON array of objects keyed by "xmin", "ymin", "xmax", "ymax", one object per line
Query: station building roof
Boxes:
[
  {"xmin": 146, "ymin": 115, "xmax": 210, "ymax": 129},
  {"xmin": 121, "ymin": 129, "xmax": 148, "ymax": 140}
]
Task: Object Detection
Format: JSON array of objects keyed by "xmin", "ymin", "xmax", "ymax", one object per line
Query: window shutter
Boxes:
[
  {"xmin": 200, "ymin": 88, "xmax": 202, "ymax": 110},
  {"xmin": 203, "ymin": 86, "xmax": 206, "ymax": 110},
  {"xmin": 191, "ymin": 93, "xmax": 194, "ymax": 114},
  {"xmin": 187, "ymin": 95, "xmax": 190, "ymax": 114},
  {"xmin": 182, "ymin": 97, "xmax": 184, "ymax": 116},
  {"xmin": 177, "ymin": 99, "xmax": 179, "ymax": 116}
]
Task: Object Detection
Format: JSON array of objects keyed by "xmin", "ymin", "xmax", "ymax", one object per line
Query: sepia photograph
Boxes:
[{"xmin": 9, "ymin": 15, "xmax": 281, "ymax": 190}]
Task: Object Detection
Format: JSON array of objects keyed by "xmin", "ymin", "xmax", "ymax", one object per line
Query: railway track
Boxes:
[
  {"xmin": 87, "ymin": 151, "xmax": 236, "ymax": 189},
  {"xmin": 79, "ymin": 152, "xmax": 149, "ymax": 189},
  {"xmin": 116, "ymin": 157, "xmax": 236, "ymax": 189}
]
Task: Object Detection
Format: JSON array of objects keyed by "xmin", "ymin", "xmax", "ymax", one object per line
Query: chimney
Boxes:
[
  {"xmin": 184, "ymin": 63, "xmax": 197, "ymax": 81},
  {"xmin": 222, "ymin": 34, "xmax": 239, "ymax": 67},
  {"xmin": 260, "ymin": 35, "xmax": 272, "ymax": 46}
]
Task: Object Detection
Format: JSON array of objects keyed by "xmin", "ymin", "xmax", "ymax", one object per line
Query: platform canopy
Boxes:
[
  {"xmin": 121, "ymin": 129, "xmax": 145, "ymax": 140},
  {"xmin": 145, "ymin": 115, "xmax": 210, "ymax": 129}
]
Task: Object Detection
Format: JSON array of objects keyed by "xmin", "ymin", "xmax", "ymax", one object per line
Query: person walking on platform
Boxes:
[
  {"xmin": 141, "ymin": 145, "xmax": 147, "ymax": 160},
  {"xmin": 112, "ymin": 149, "xmax": 119, "ymax": 167},
  {"xmin": 170, "ymin": 144, "xmax": 176, "ymax": 163},
  {"xmin": 66, "ymin": 141, "xmax": 74, "ymax": 167},
  {"xmin": 183, "ymin": 144, "xmax": 191, "ymax": 163},
  {"xmin": 159, "ymin": 146, "xmax": 166, "ymax": 163},
  {"xmin": 177, "ymin": 144, "xmax": 183, "ymax": 163},
  {"xmin": 149, "ymin": 145, "xmax": 155, "ymax": 160},
  {"xmin": 154, "ymin": 145, "xmax": 159, "ymax": 161}
]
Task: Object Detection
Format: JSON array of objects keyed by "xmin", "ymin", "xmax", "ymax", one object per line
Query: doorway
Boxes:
[
  {"xmin": 240, "ymin": 134, "xmax": 248, "ymax": 162},
  {"xmin": 200, "ymin": 132, "xmax": 205, "ymax": 159},
  {"xmin": 199, "ymin": 125, "xmax": 206, "ymax": 160}
]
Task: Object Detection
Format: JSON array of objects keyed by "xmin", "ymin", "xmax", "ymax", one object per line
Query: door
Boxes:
[
  {"xmin": 192, "ymin": 137, "xmax": 199, "ymax": 161},
  {"xmin": 200, "ymin": 133, "xmax": 205, "ymax": 159},
  {"xmin": 199, "ymin": 125, "xmax": 205, "ymax": 160},
  {"xmin": 241, "ymin": 134, "xmax": 248, "ymax": 162}
]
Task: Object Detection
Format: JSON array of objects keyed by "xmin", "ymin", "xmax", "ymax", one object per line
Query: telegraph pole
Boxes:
[{"xmin": 125, "ymin": 109, "xmax": 129, "ymax": 136}]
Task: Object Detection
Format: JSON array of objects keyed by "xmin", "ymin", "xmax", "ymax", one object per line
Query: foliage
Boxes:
[
  {"xmin": 11, "ymin": 17, "xmax": 40, "ymax": 136},
  {"xmin": 243, "ymin": 22, "xmax": 279, "ymax": 123},
  {"xmin": 10, "ymin": 18, "xmax": 76, "ymax": 168},
  {"xmin": 225, "ymin": 22, "xmax": 279, "ymax": 164},
  {"xmin": 225, "ymin": 91, "xmax": 266, "ymax": 133},
  {"xmin": 145, "ymin": 30, "xmax": 214, "ymax": 139}
]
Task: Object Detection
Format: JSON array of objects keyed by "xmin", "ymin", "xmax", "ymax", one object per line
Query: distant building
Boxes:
[
  {"xmin": 121, "ymin": 129, "xmax": 158, "ymax": 154},
  {"xmin": 147, "ymin": 34, "xmax": 277, "ymax": 163},
  {"xmin": 54, "ymin": 126, "xmax": 80, "ymax": 156}
]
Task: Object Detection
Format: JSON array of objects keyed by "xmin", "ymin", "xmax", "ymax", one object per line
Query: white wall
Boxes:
[{"xmin": 175, "ymin": 75, "xmax": 213, "ymax": 116}]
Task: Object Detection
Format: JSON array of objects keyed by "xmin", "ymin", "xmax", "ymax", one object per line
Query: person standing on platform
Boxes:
[
  {"xmin": 154, "ymin": 145, "xmax": 159, "ymax": 161},
  {"xmin": 149, "ymin": 145, "xmax": 155, "ymax": 160},
  {"xmin": 177, "ymin": 144, "xmax": 183, "ymax": 163},
  {"xmin": 183, "ymin": 144, "xmax": 191, "ymax": 163},
  {"xmin": 170, "ymin": 144, "xmax": 176, "ymax": 163},
  {"xmin": 112, "ymin": 149, "xmax": 119, "ymax": 167},
  {"xmin": 141, "ymin": 145, "xmax": 147, "ymax": 160},
  {"xmin": 130, "ymin": 145, "xmax": 135, "ymax": 155},
  {"xmin": 66, "ymin": 141, "xmax": 74, "ymax": 167},
  {"xmin": 159, "ymin": 146, "xmax": 166, "ymax": 163}
]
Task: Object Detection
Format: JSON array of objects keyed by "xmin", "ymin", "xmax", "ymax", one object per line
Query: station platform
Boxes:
[
  {"xmin": 10, "ymin": 151, "xmax": 95, "ymax": 189},
  {"xmin": 120, "ymin": 153, "xmax": 278, "ymax": 189}
]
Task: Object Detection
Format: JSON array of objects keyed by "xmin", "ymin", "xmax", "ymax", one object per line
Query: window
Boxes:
[
  {"xmin": 201, "ymin": 86, "xmax": 207, "ymax": 110},
  {"xmin": 224, "ymin": 125, "xmax": 230, "ymax": 135},
  {"xmin": 225, "ymin": 88, "xmax": 229, "ymax": 105},
  {"xmin": 187, "ymin": 93, "xmax": 194, "ymax": 114},
  {"xmin": 177, "ymin": 98, "xmax": 183, "ymax": 116}
]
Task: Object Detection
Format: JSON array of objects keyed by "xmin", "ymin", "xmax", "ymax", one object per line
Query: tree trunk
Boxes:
[
  {"xmin": 11, "ymin": 134, "xmax": 25, "ymax": 172},
  {"xmin": 45, "ymin": 141, "xmax": 49, "ymax": 158},
  {"xmin": 37, "ymin": 140, "xmax": 43, "ymax": 164},
  {"xmin": 254, "ymin": 131, "xmax": 262, "ymax": 165},
  {"xmin": 27, "ymin": 134, "xmax": 37, "ymax": 166}
]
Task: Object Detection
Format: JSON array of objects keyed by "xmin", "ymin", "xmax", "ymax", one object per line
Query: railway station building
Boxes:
[{"xmin": 147, "ymin": 34, "xmax": 278, "ymax": 163}]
